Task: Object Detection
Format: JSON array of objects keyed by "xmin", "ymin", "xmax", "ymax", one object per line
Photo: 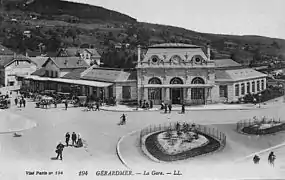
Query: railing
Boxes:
[
  {"xmin": 236, "ymin": 116, "xmax": 282, "ymax": 131},
  {"xmin": 140, "ymin": 122, "xmax": 227, "ymax": 150}
]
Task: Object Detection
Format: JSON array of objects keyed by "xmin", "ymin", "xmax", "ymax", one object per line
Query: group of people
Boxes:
[
  {"xmin": 160, "ymin": 103, "xmax": 186, "ymax": 114},
  {"xmin": 55, "ymin": 132, "xmax": 83, "ymax": 160},
  {"xmin": 139, "ymin": 100, "xmax": 153, "ymax": 109},
  {"xmin": 14, "ymin": 96, "xmax": 26, "ymax": 108},
  {"xmin": 253, "ymin": 151, "xmax": 276, "ymax": 166}
]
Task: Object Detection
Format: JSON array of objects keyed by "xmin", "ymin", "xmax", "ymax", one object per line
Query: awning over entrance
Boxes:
[
  {"xmin": 24, "ymin": 75, "xmax": 113, "ymax": 88},
  {"xmin": 143, "ymin": 84, "xmax": 214, "ymax": 88}
]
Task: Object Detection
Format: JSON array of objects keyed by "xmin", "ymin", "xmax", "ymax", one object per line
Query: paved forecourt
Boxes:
[{"xmin": 0, "ymin": 95, "xmax": 285, "ymax": 179}]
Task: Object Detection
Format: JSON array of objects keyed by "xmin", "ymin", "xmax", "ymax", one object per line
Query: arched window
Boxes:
[
  {"xmin": 148, "ymin": 77, "xmax": 162, "ymax": 103},
  {"xmin": 148, "ymin": 77, "xmax": 162, "ymax": 84},
  {"xmin": 170, "ymin": 77, "xmax": 183, "ymax": 84},
  {"xmin": 191, "ymin": 77, "xmax": 205, "ymax": 84}
]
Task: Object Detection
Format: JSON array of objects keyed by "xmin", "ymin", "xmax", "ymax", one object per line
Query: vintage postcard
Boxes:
[{"xmin": 0, "ymin": 0, "xmax": 284, "ymax": 179}]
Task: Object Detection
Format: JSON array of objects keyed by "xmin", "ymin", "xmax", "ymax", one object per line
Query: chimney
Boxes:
[
  {"xmin": 138, "ymin": 45, "xmax": 141, "ymax": 63},
  {"xmin": 13, "ymin": 53, "xmax": 16, "ymax": 58},
  {"xmin": 207, "ymin": 43, "xmax": 211, "ymax": 61},
  {"xmin": 25, "ymin": 51, "xmax": 28, "ymax": 57}
]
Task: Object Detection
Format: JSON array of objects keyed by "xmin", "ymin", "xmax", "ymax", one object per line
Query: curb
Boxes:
[
  {"xmin": 101, "ymin": 107, "xmax": 261, "ymax": 113},
  {"xmin": 0, "ymin": 122, "xmax": 37, "ymax": 134},
  {"xmin": 234, "ymin": 141, "xmax": 285, "ymax": 163},
  {"xmin": 116, "ymin": 134, "xmax": 132, "ymax": 170}
]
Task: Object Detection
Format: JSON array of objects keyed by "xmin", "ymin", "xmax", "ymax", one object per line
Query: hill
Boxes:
[{"xmin": 0, "ymin": 0, "xmax": 284, "ymax": 69}]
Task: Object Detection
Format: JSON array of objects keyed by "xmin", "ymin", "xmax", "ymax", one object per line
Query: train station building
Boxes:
[{"xmin": 21, "ymin": 43, "xmax": 267, "ymax": 105}]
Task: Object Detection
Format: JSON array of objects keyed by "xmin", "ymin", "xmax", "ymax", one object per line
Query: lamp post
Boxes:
[{"xmin": 258, "ymin": 93, "xmax": 262, "ymax": 108}]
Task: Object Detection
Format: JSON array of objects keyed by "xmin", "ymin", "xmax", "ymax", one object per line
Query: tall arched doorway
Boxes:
[
  {"xmin": 191, "ymin": 77, "xmax": 205, "ymax": 105},
  {"xmin": 170, "ymin": 77, "xmax": 183, "ymax": 104},
  {"xmin": 148, "ymin": 77, "xmax": 162, "ymax": 104}
]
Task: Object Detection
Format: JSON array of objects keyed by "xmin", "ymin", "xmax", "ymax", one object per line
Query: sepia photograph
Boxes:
[{"xmin": 0, "ymin": 0, "xmax": 285, "ymax": 179}]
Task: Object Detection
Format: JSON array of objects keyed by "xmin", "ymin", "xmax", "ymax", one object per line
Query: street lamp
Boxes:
[{"xmin": 258, "ymin": 93, "xmax": 262, "ymax": 108}]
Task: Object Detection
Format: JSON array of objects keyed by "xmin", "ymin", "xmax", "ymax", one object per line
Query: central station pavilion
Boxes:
[{"xmin": 22, "ymin": 43, "xmax": 267, "ymax": 105}]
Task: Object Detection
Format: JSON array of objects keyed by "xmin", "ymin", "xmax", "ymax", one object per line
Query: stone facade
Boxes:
[{"xmin": 137, "ymin": 44, "xmax": 216, "ymax": 105}]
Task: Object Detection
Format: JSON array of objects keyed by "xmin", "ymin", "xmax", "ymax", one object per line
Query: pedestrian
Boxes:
[
  {"xmin": 71, "ymin": 132, "xmax": 77, "ymax": 146},
  {"xmin": 253, "ymin": 154, "xmax": 260, "ymax": 164},
  {"xmin": 65, "ymin": 132, "xmax": 70, "ymax": 146},
  {"xmin": 150, "ymin": 100, "xmax": 153, "ymax": 109},
  {"xmin": 76, "ymin": 134, "xmax": 83, "ymax": 148},
  {"xmin": 160, "ymin": 102, "xmax": 165, "ymax": 110},
  {"xmin": 168, "ymin": 104, "xmax": 172, "ymax": 113},
  {"xmin": 164, "ymin": 104, "xmax": 168, "ymax": 113},
  {"xmin": 54, "ymin": 100, "xmax": 57, "ymax": 108},
  {"xmin": 65, "ymin": 99, "xmax": 68, "ymax": 110},
  {"xmin": 120, "ymin": 114, "xmax": 126, "ymax": 125},
  {"xmin": 55, "ymin": 142, "xmax": 64, "ymax": 160},
  {"xmin": 22, "ymin": 97, "xmax": 26, "ymax": 108},
  {"xmin": 14, "ymin": 98, "xmax": 18, "ymax": 106},
  {"xmin": 139, "ymin": 100, "xmax": 142, "ymax": 108},
  {"xmin": 268, "ymin": 151, "xmax": 276, "ymax": 166},
  {"xmin": 19, "ymin": 98, "xmax": 22, "ymax": 108},
  {"xmin": 95, "ymin": 101, "xmax": 100, "ymax": 111},
  {"xmin": 181, "ymin": 104, "xmax": 185, "ymax": 114}
]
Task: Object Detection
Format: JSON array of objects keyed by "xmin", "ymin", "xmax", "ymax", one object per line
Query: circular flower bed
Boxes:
[
  {"xmin": 240, "ymin": 116, "xmax": 285, "ymax": 135},
  {"xmin": 144, "ymin": 126, "xmax": 223, "ymax": 162}
]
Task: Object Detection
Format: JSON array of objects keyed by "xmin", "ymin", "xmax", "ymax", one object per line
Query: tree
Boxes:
[{"xmin": 65, "ymin": 29, "xmax": 77, "ymax": 43}]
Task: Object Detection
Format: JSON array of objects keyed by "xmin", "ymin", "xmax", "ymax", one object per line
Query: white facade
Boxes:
[{"xmin": 5, "ymin": 60, "xmax": 37, "ymax": 86}]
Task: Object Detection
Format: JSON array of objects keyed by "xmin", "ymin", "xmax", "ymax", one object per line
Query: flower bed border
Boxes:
[
  {"xmin": 237, "ymin": 118, "xmax": 285, "ymax": 135},
  {"xmin": 144, "ymin": 131, "xmax": 221, "ymax": 162}
]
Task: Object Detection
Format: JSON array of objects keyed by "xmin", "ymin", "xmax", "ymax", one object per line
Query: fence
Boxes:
[
  {"xmin": 236, "ymin": 116, "xmax": 282, "ymax": 131},
  {"xmin": 139, "ymin": 122, "xmax": 227, "ymax": 149}
]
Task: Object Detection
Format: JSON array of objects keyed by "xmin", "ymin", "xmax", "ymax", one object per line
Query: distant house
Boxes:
[
  {"xmin": 224, "ymin": 41, "xmax": 239, "ymax": 49},
  {"xmin": 23, "ymin": 31, "xmax": 32, "ymax": 38},
  {"xmin": 58, "ymin": 47, "xmax": 101, "ymax": 66}
]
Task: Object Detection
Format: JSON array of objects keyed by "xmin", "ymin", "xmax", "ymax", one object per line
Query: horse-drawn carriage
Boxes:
[
  {"xmin": 71, "ymin": 96, "xmax": 87, "ymax": 107},
  {"xmin": 35, "ymin": 96, "xmax": 54, "ymax": 108},
  {"xmin": 0, "ymin": 95, "xmax": 11, "ymax": 109}
]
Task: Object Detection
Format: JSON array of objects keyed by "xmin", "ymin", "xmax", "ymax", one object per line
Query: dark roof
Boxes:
[
  {"xmin": 48, "ymin": 57, "xmax": 89, "ymax": 69},
  {"xmin": 0, "ymin": 44, "xmax": 14, "ymax": 55},
  {"xmin": 82, "ymin": 68, "xmax": 136, "ymax": 82},
  {"xmin": 149, "ymin": 43, "xmax": 200, "ymax": 48},
  {"xmin": 62, "ymin": 69, "xmax": 86, "ymax": 80},
  {"xmin": 0, "ymin": 55, "xmax": 33, "ymax": 67},
  {"xmin": 31, "ymin": 67, "xmax": 46, "ymax": 76},
  {"xmin": 214, "ymin": 59, "xmax": 242, "ymax": 68},
  {"xmin": 26, "ymin": 49, "xmax": 42, "ymax": 57}
]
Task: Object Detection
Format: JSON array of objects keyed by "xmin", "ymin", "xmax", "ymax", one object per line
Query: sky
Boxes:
[{"xmin": 67, "ymin": 0, "xmax": 285, "ymax": 39}]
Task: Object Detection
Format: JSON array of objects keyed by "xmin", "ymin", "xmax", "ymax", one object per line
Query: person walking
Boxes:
[
  {"xmin": 268, "ymin": 151, "xmax": 276, "ymax": 166},
  {"xmin": 168, "ymin": 104, "xmax": 172, "ymax": 113},
  {"xmin": 181, "ymin": 104, "xmax": 185, "ymax": 114},
  {"xmin": 120, "ymin": 114, "xmax": 126, "ymax": 125},
  {"xmin": 22, "ymin": 97, "xmax": 26, "ymax": 108},
  {"xmin": 64, "ymin": 99, "xmax": 68, "ymax": 110},
  {"xmin": 95, "ymin": 101, "xmax": 100, "ymax": 111},
  {"xmin": 164, "ymin": 104, "xmax": 168, "ymax": 113},
  {"xmin": 65, "ymin": 132, "xmax": 70, "ymax": 146},
  {"xmin": 19, "ymin": 98, "xmax": 22, "ymax": 108},
  {"xmin": 71, "ymin": 132, "xmax": 77, "ymax": 146},
  {"xmin": 56, "ymin": 142, "xmax": 64, "ymax": 160},
  {"xmin": 14, "ymin": 98, "xmax": 18, "ymax": 106}
]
